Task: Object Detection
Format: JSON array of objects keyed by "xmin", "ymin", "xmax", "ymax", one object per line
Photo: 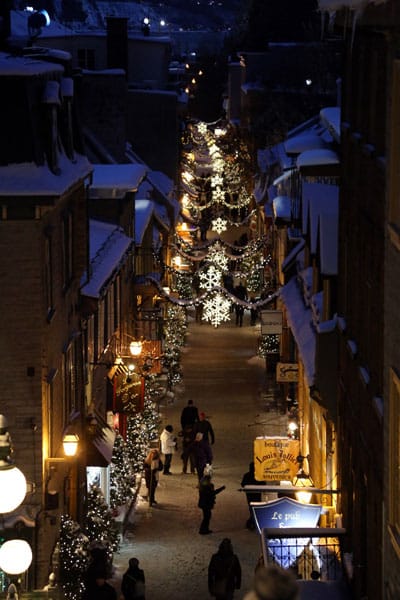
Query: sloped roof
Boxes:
[{"xmin": 81, "ymin": 220, "xmax": 133, "ymax": 299}]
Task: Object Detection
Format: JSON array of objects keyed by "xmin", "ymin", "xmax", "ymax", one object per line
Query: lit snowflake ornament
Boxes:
[
  {"xmin": 199, "ymin": 265, "xmax": 223, "ymax": 290},
  {"xmin": 212, "ymin": 188, "xmax": 225, "ymax": 203},
  {"xmin": 208, "ymin": 244, "xmax": 229, "ymax": 271},
  {"xmin": 211, "ymin": 174, "xmax": 224, "ymax": 188},
  {"xmin": 197, "ymin": 122, "xmax": 207, "ymax": 135},
  {"xmin": 211, "ymin": 217, "xmax": 227, "ymax": 234},
  {"xmin": 202, "ymin": 293, "xmax": 231, "ymax": 327}
]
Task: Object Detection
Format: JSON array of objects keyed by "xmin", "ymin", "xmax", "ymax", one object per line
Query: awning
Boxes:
[
  {"xmin": 280, "ymin": 276, "xmax": 316, "ymax": 386},
  {"xmin": 281, "ymin": 239, "xmax": 305, "ymax": 273},
  {"xmin": 273, "ymin": 168, "xmax": 295, "ymax": 186},
  {"xmin": 272, "ymin": 196, "xmax": 291, "ymax": 221},
  {"xmin": 86, "ymin": 426, "xmax": 116, "ymax": 467}
]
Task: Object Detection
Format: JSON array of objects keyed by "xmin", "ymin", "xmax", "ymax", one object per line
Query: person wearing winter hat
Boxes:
[
  {"xmin": 242, "ymin": 564, "xmax": 299, "ymax": 600},
  {"xmin": 193, "ymin": 431, "xmax": 213, "ymax": 479},
  {"xmin": 194, "ymin": 411, "xmax": 215, "ymax": 445},
  {"xmin": 160, "ymin": 424, "xmax": 177, "ymax": 475}
]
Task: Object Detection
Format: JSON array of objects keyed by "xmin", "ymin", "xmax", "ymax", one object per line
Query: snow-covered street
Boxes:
[{"xmin": 110, "ymin": 313, "xmax": 288, "ymax": 599}]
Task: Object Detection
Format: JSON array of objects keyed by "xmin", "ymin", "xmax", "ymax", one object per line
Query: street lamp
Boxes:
[
  {"xmin": 0, "ymin": 415, "xmax": 27, "ymax": 514},
  {"xmin": 62, "ymin": 433, "xmax": 79, "ymax": 457},
  {"xmin": 0, "ymin": 540, "xmax": 32, "ymax": 575},
  {"xmin": 0, "ymin": 415, "xmax": 33, "ymax": 580}
]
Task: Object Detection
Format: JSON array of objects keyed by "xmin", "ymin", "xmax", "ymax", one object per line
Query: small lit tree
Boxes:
[{"xmin": 58, "ymin": 514, "xmax": 89, "ymax": 600}]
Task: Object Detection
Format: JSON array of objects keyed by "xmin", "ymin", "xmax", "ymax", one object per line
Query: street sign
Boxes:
[
  {"xmin": 260, "ymin": 310, "xmax": 283, "ymax": 335},
  {"xmin": 276, "ymin": 362, "xmax": 299, "ymax": 382}
]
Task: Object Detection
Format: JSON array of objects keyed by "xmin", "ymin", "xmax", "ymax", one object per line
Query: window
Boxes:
[
  {"xmin": 388, "ymin": 368, "xmax": 400, "ymax": 555},
  {"xmin": 388, "ymin": 61, "xmax": 400, "ymax": 248},
  {"xmin": 44, "ymin": 235, "xmax": 54, "ymax": 320},
  {"xmin": 62, "ymin": 211, "xmax": 73, "ymax": 289}
]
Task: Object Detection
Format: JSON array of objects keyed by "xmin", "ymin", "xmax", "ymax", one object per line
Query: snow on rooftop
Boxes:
[
  {"xmin": 273, "ymin": 195, "xmax": 292, "ymax": 221},
  {"xmin": 0, "ymin": 153, "xmax": 92, "ymax": 196},
  {"xmin": 280, "ymin": 276, "xmax": 316, "ymax": 386},
  {"xmin": 320, "ymin": 107, "xmax": 341, "ymax": 142},
  {"xmin": 318, "ymin": 0, "xmax": 387, "ymax": 9},
  {"xmin": 89, "ymin": 164, "xmax": 147, "ymax": 199},
  {"xmin": 81, "ymin": 220, "xmax": 133, "ymax": 299},
  {"xmin": 135, "ymin": 199, "xmax": 154, "ymax": 245},
  {"xmin": 297, "ymin": 149, "xmax": 339, "ymax": 168},
  {"xmin": 0, "ymin": 50, "xmax": 64, "ymax": 76},
  {"xmin": 285, "ymin": 134, "xmax": 328, "ymax": 155}
]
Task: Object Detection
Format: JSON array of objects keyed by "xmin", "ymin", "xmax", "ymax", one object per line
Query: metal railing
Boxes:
[{"xmin": 262, "ymin": 527, "xmax": 347, "ymax": 581}]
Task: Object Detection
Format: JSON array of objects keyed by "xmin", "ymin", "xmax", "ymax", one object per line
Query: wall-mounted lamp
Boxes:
[
  {"xmin": 129, "ymin": 340, "xmax": 143, "ymax": 357},
  {"xmin": 293, "ymin": 455, "xmax": 314, "ymax": 504},
  {"xmin": 0, "ymin": 415, "xmax": 27, "ymax": 514},
  {"xmin": 62, "ymin": 433, "xmax": 79, "ymax": 458}
]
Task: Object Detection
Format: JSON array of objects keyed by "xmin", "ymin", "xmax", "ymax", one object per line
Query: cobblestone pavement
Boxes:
[{"xmin": 111, "ymin": 311, "xmax": 288, "ymax": 600}]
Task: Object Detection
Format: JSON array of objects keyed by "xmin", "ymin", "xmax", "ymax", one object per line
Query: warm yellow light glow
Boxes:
[
  {"xmin": 293, "ymin": 470, "xmax": 314, "ymax": 504},
  {"xmin": 174, "ymin": 255, "xmax": 182, "ymax": 267},
  {"xmin": 129, "ymin": 340, "xmax": 143, "ymax": 357},
  {"xmin": 62, "ymin": 433, "xmax": 79, "ymax": 457},
  {"xmin": 0, "ymin": 466, "xmax": 27, "ymax": 513},
  {"xmin": 0, "ymin": 540, "xmax": 32, "ymax": 574},
  {"xmin": 181, "ymin": 194, "xmax": 189, "ymax": 207},
  {"xmin": 191, "ymin": 78, "xmax": 196, "ymax": 84},
  {"xmin": 180, "ymin": 222, "xmax": 187, "ymax": 231}
]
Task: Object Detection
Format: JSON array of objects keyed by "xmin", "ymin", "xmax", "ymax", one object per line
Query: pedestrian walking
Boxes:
[
  {"xmin": 160, "ymin": 425, "xmax": 177, "ymax": 475},
  {"xmin": 242, "ymin": 564, "xmax": 299, "ymax": 600},
  {"xmin": 208, "ymin": 538, "xmax": 241, "ymax": 599},
  {"xmin": 181, "ymin": 423, "xmax": 196, "ymax": 474},
  {"xmin": 143, "ymin": 448, "xmax": 163, "ymax": 506},
  {"xmin": 121, "ymin": 557, "xmax": 146, "ymax": 600},
  {"xmin": 241, "ymin": 461, "xmax": 266, "ymax": 530},
  {"xmin": 198, "ymin": 474, "xmax": 225, "ymax": 535},
  {"xmin": 195, "ymin": 411, "xmax": 215, "ymax": 445},
  {"xmin": 191, "ymin": 431, "xmax": 213, "ymax": 479},
  {"xmin": 234, "ymin": 281, "xmax": 247, "ymax": 327},
  {"xmin": 250, "ymin": 295, "xmax": 258, "ymax": 326},
  {"xmin": 180, "ymin": 399, "xmax": 200, "ymax": 430}
]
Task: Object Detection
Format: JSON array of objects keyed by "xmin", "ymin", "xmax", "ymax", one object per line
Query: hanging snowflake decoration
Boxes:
[
  {"xmin": 212, "ymin": 188, "xmax": 225, "ymax": 203},
  {"xmin": 199, "ymin": 265, "xmax": 223, "ymax": 290},
  {"xmin": 202, "ymin": 293, "xmax": 231, "ymax": 327},
  {"xmin": 197, "ymin": 122, "xmax": 207, "ymax": 135},
  {"xmin": 211, "ymin": 217, "xmax": 228, "ymax": 235},
  {"xmin": 211, "ymin": 174, "xmax": 224, "ymax": 188},
  {"xmin": 208, "ymin": 244, "xmax": 229, "ymax": 271},
  {"xmin": 213, "ymin": 158, "xmax": 225, "ymax": 173}
]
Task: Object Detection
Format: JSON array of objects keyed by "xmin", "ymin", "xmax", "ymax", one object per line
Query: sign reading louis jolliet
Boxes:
[{"xmin": 254, "ymin": 436, "xmax": 300, "ymax": 482}]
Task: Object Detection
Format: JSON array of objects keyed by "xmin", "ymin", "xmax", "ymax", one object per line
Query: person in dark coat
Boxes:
[
  {"xmin": 143, "ymin": 449, "xmax": 163, "ymax": 506},
  {"xmin": 191, "ymin": 432, "xmax": 213, "ymax": 479},
  {"xmin": 181, "ymin": 423, "xmax": 196, "ymax": 474},
  {"xmin": 241, "ymin": 462, "xmax": 266, "ymax": 530},
  {"xmin": 198, "ymin": 475, "xmax": 225, "ymax": 535},
  {"xmin": 180, "ymin": 399, "xmax": 200, "ymax": 430},
  {"xmin": 234, "ymin": 282, "xmax": 247, "ymax": 327},
  {"xmin": 195, "ymin": 411, "xmax": 215, "ymax": 445},
  {"xmin": 208, "ymin": 538, "xmax": 241, "ymax": 599},
  {"xmin": 121, "ymin": 557, "xmax": 146, "ymax": 600}
]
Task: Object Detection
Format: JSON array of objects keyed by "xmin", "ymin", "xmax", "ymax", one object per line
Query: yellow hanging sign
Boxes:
[{"xmin": 254, "ymin": 437, "xmax": 300, "ymax": 482}]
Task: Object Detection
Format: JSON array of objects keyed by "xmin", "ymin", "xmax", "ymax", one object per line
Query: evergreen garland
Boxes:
[
  {"xmin": 109, "ymin": 432, "xmax": 132, "ymax": 509},
  {"xmin": 85, "ymin": 484, "xmax": 120, "ymax": 560},
  {"xmin": 58, "ymin": 514, "xmax": 89, "ymax": 600}
]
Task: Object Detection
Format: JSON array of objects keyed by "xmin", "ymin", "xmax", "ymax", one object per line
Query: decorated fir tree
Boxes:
[
  {"xmin": 109, "ymin": 432, "xmax": 132, "ymax": 509},
  {"xmin": 58, "ymin": 514, "xmax": 89, "ymax": 600},
  {"xmin": 85, "ymin": 484, "xmax": 120, "ymax": 560},
  {"xmin": 125, "ymin": 390, "xmax": 160, "ymax": 476}
]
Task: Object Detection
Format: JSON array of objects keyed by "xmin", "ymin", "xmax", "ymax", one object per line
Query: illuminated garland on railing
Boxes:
[{"xmin": 146, "ymin": 275, "xmax": 279, "ymax": 310}]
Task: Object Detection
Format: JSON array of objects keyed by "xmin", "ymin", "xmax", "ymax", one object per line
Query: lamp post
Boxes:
[{"xmin": 0, "ymin": 415, "xmax": 33, "ymax": 589}]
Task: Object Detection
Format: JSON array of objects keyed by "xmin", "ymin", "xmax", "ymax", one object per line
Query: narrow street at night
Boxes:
[{"xmin": 111, "ymin": 313, "xmax": 288, "ymax": 599}]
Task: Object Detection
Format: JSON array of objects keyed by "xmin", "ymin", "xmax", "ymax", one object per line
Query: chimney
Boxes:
[{"xmin": 107, "ymin": 17, "xmax": 128, "ymax": 76}]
